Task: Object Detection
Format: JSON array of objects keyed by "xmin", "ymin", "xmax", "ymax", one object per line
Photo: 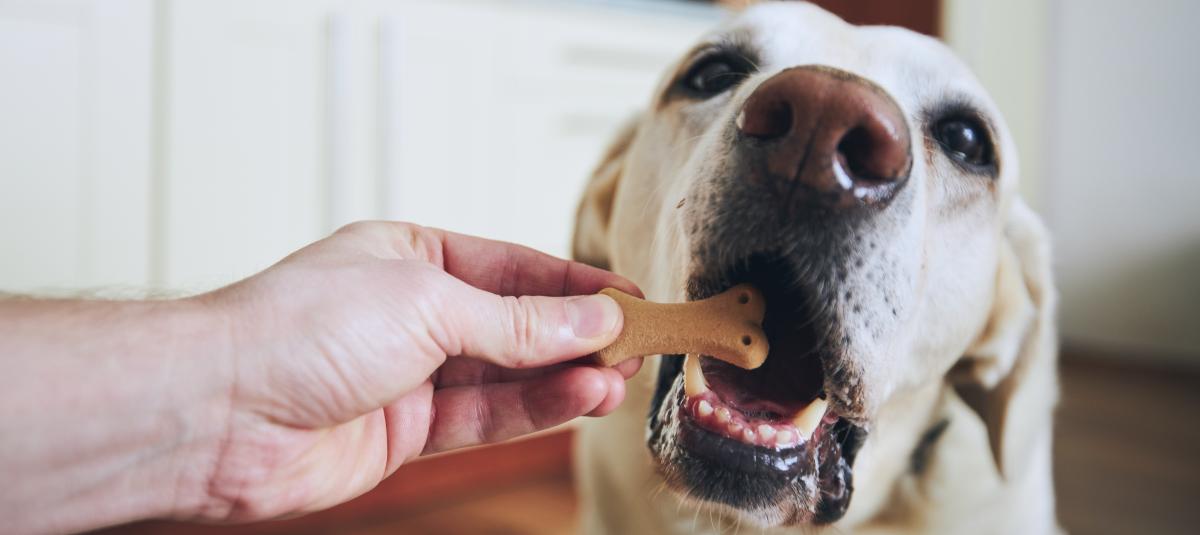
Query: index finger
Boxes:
[{"xmin": 434, "ymin": 228, "xmax": 643, "ymax": 298}]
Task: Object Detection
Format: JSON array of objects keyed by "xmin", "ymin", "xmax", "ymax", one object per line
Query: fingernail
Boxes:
[{"xmin": 566, "ymin": 295, "xmax": 621, "ymax": 339}]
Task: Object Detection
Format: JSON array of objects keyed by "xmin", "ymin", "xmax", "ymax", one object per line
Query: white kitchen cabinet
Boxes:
[
  {"xmin": 159, "ymin": 0, "xmax": 336, "ymax": 290},
  {"xmin": 0, "ymin": 0, "xmax": 153, "ymax": 293},
  {"xmin": 0, "ymin": 0, "xmax": 721, "ymax": 293}
]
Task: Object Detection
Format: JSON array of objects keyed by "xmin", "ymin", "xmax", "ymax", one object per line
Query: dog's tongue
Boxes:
[{"xmin": 702, "ymin": 324, "xmax": 824, "ymax": 420}]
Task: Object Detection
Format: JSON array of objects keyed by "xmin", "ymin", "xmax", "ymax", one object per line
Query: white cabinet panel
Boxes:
[
  {"xmin": 161, "ymin": 0, "xmax": 335, "ymax": 290},
  {"xmin": 0, "ymin": 0, "xmax": 152, "ymax": 293},
  {"xmin": 376, "ymin": 1, "xmax": 513, "ymax": 248}
]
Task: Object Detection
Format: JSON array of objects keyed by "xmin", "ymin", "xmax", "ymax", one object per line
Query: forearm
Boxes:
[{"xmin": 0, "ymin": 296, "xmax": 233, "ymax": 533}]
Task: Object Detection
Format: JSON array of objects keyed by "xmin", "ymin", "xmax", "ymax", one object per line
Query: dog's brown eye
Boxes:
[
  {"xmin": 934, "ymin": 117, "xmax": 994, "ymax": 168},
  {"xmin": 682, "ymin": 55, "xmax": 751, "ymax": 97}
]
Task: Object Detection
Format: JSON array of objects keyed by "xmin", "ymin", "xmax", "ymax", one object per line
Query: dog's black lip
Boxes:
[{"xmin": 678, "ymin": 414, "xmax": 809, "ymax": 474}]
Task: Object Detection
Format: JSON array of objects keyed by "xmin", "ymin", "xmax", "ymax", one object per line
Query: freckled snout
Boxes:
[{"xmin": 736, "ymin": 66, "xmax": 912, "ymax": 209}]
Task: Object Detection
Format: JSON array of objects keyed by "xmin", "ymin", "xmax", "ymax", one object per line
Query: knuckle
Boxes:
[
  {"xmin": 334, "ymin": 221, "xmax": 427, "ymax": 258},
  {"xmin": 334, "ymin": 220, "xmax": 377, "ymax": 236},
  {"xmin": 501, "ymin": 295, "xmax": 543, "ymax": 366}
]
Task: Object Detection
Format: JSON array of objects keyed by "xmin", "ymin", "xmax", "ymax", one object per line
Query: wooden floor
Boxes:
[
  {"xmin": 1053, "ymin": 356, "xmax": 1200, "ymax": 535},
  {"xmin": 344, "ymin": 475, "xmax": 578, "ymax": 535},
  {"xmin": 98, "ymin": 356, "xmax": 1200, "ymax": 535}
]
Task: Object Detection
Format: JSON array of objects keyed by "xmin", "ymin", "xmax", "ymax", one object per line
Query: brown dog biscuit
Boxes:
[{"xmin": 595, "ymin": 284, "xmax": 769, "ymax": 370}]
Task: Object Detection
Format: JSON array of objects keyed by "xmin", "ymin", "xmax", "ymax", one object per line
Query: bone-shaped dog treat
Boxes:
[{"xmin": 595, "ymin": 284, "xmax": 769, "ymax": 370}]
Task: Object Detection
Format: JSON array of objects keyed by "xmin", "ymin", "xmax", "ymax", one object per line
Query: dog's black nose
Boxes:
[{"xmin": 736, "ymin": 66, "xmax": 911, "ymax": 209}]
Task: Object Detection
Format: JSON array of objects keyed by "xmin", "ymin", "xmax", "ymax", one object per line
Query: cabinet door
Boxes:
[
  {"xmin": 0, "ymin": 0, "xmax": 152, "ymax": 293},
  {"xmin": 160, "ymin": 0, "xmax": 337, "ymax": 290}
]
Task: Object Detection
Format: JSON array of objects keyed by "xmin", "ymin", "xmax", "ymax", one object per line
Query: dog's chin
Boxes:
[
  {"xmin": 645, "ymin": 255, "xmax": 869, "ymax": 527},
  {"xmin": 648, "ymin": 376, "xmax": 863, "ymax": 526}
]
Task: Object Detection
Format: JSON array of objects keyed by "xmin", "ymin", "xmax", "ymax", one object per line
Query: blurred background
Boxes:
[{"xmin": 1, "ymin": 0, "xmax": 1196, "ymax": 534}]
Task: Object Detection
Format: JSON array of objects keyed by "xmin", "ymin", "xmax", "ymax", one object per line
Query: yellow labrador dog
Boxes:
[{"xmin": 572, "ymin": 2, "xmax": 1061, "ymax": 534}]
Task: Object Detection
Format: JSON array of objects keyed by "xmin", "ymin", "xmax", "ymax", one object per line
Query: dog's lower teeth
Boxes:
[
  {"xmin": 715, "ymin": 406, "xmax": 732, "ymax": 424},
  {"xmin": 757, "ymin": 424, "xmax": 776, "ymax": 441},
  {"xmin": 682, "ymin": 354, "xmax": 833, "ymax": 447},
  {"xmin": 742, "ymin": 427, "xmax": 757, "ymax": 442},
  {"xmin": 776, "ymin": 429, "xmax": 795, "ymax": 446},
  {"xmin": 791, "ymin": 397, "xmax": 829, "ymax": 440},
  {"xmin": 689, "ymin": 397, "xmax": 817, "ymax": 448},
  {"xmin": 683, "ymin": 354, "xmax": 709, "ymax": 397}
]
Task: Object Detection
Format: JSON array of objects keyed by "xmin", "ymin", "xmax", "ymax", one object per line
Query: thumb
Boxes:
[{"xmin": 441, "ymin": 280, "xmax": 624, "ymax": 368}]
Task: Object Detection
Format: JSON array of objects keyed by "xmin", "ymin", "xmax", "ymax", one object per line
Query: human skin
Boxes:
[{"xmin": 0, "ymin": 221, "xmax": 642, "ymax": 534}]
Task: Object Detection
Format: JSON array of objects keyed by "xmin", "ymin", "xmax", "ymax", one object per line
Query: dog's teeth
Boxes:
[
  {"xmin": 757, "ymin": 424, "xmax": 776, "ymax": 441},
  {"xmin": 697, "ymin": 399, "xmax": 714, "ymax": 417},
  {"xmin": 791, "ymin": 398, "xmax": 829, "ymax": 440},
  {"xmin": 728, "ymin": 421, "xmax": 743, "ymax": 435},
  {"xmin": 715, "ymin": 407, "xmax": 732, "ymax": 424},
  {"xmin": 742, "ymin": 427, "xmax": 757, "ymax": 443},
  {"xmin": 683, "ymin": 354, "xmax": 710, "ymax": 397},
  {"xmin": 776, "ymin": 430, "xmax": 795, "ymax": 446}
]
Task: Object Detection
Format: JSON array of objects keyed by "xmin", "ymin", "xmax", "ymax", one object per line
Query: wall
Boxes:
[
  {"xmin": 945, "ymin": 0, "xmax": 1200, "ymax": 363},
  {"xmin": 1044, "ymin": 0, "xmax": 1200, "ymax": 362}
]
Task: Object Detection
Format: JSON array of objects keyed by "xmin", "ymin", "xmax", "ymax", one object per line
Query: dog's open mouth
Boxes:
[{"xmin": 647, "ymin": 255, "xmax": 868, "ymax": 525}]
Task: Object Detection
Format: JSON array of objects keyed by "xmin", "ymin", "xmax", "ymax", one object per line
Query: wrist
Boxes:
[
  {"xmin": 145, "ymin": 295, "xmax": 240, "ymax": 521},
  {"xmin": 0, "ymin": 296, "xmax": 238, "ymax": 532}
]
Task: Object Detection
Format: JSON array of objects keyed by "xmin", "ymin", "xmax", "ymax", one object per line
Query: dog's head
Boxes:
[{"xmin": 574, "ymin": 2, "xmax": 1055, "ymax": 528}]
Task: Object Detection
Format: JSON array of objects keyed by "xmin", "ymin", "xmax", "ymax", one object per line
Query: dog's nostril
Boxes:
[
  {"xmin": 737, "ymin": 99, "xmax": 793, "ymax": 140},
  {"xmin": 837, "ymin": 124, "xmax": 908, "ymax": 183},
  {"xmin": 742, "ymin": 335, "xmax": 753, "ymax": 346},
  {"xmin": 838, "ymin": 126, "xmax": 881, "ymax": 180}
]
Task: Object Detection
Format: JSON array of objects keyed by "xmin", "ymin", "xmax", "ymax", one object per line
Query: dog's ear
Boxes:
[
  {"xmin": 949, "ymin": 198, "xmax": 1058, "ymax": 478},
  {"xmin": 572, "ymin": 117, "xmax": 640, "ymax": 270}
]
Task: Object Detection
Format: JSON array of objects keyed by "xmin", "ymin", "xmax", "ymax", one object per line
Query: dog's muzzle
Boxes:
[{"xmin": 645, "ymin": 66, "xmax": 908, "ymax": 525}]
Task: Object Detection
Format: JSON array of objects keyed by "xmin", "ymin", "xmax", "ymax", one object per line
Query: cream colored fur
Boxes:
[{"xmin": 571, "ymin": 3, "xmax": 1061, "ymax": 534}]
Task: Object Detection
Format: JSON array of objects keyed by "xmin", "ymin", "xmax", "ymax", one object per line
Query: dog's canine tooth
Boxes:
[
  {"xmin": 683, "ymin": 354, "xmax": 709, "ymax": 397},
  {"xmin": 697, "ymin": 399, "xmax": 714, "ymax": 417},
  {"xmin": 791, "ymin": 397, "xmax": 829, "ymax": 440}
]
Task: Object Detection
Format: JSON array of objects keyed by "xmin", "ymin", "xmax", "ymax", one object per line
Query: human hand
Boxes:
[{"xmin": 190, "ymin": 221, "xmax": 642, "ymax": 522}]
